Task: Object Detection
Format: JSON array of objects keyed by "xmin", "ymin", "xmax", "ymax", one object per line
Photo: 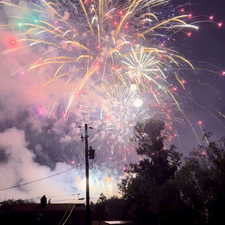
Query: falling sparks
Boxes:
[{"xmin": 0, "ymin": 0, "xmax": 224, "ymax": 178}]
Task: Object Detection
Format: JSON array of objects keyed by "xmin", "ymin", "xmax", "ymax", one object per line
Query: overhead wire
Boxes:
[
  {"xmin": 59, "ymin": 204, "xmax": 76, "ymax": 225},
  {"xmin": 57, "ymin": 203, "xmax": 75, "ymax": 225},
  {"xmin": 0, "ymin": 167, "xmax": 76, "ymax": 191}
]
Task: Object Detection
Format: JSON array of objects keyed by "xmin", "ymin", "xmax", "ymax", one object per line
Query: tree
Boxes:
[
  {"xmin": 94, "ymin": 193, "xmax": 107, "ymax": 221},
  {"xmin": 134, "ymin": 119, "xmax": 181, "ymax": 185},
  {"xmin": 119, "ymin": 119, "xmax": 182, "ymax": 224},
  {"xmin": 105, "ymin": 196, "xmax": 128, "ymax": 220},
  {"xmin": 174, "ymin": 137, "xmax": 225, "ymax": 225}
]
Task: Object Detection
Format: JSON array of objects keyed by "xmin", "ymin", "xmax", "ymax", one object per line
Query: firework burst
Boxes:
[{"xmin": 0, "ymin": 0, "xmax": 200, "ymax": 166}]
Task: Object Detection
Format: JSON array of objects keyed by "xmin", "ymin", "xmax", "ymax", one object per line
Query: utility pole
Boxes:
[
  {"xmin": 81, "ymin": 124, "xmax": 95, "ymax": 225},
  {"xmin": 84, "ymin": 124, "xmax": 91, "ymax": 225}
]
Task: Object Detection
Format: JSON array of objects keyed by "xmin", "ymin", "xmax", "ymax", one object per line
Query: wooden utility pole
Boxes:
[{"xmin": 84, "ymin": 124, "xmax": 91, "ymax": 225}]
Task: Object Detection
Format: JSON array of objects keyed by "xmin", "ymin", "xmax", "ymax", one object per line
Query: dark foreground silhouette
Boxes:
[{"xmin": 1, "ymin": 120, "xmax": 225, "ymax": 225}]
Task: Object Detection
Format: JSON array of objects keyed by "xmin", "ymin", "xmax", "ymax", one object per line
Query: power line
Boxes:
[
  {"xmin": 57, "ymin": 204, "xmax": 75, "ymax": 225},
  {"xmin": 59, "ymin": 204, "xmax": 76, "ymax": 225},
  {"xmin": 0, "ymin": 167, "xmax": 76, "ymax": 192}
]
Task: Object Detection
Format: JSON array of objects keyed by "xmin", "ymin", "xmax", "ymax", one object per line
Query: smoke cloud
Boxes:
[{"xmin": 0, "ymin": 2, "xmax": 120, "ymax": 201}]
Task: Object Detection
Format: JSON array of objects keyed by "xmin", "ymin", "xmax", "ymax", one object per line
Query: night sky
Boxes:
[
  {"xmin": 0, "ymin": 0, "xmax": 224, "ymax": 201},
  {"xmin": 172, "ymin": 0, "xmax": 225, "ymax": 150}
]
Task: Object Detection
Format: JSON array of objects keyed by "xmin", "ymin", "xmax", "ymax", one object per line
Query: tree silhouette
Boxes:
[
  {"xmin": 174, "ymin": 137, "xmax": 225, "ymax": 225},
  {"xmin": 94, "ymin": 193, "xmax": 107, "ymax": 221},
  {"xmin": 120, "ymin": 119, "xmax": 182, "ymax": 224}
]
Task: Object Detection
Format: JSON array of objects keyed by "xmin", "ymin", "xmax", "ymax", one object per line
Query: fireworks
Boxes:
[{"xmin": 0, "ymin": 0, "xmax": 202, "ymax": 182}]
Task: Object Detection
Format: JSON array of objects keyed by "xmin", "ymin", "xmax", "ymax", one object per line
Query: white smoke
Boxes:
[{"xmin": 0, "ymin": 128, "xmax": 74, "ymax": 201}]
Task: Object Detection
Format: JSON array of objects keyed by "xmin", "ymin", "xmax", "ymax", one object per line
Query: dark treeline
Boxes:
[{"xmin": 92, "ymin": 119, "xmax": 225, "ymax": 225}]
